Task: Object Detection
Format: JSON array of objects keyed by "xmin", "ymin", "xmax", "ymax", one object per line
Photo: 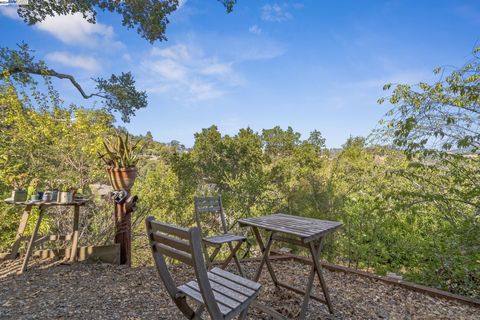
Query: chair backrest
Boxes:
[
  {"xmin": 194, "ymin": 196, "xmax": 228, "ymax": 235},
  {"xmin": 145, "ymin": 217, "xmax": 223, "ymax": 320}
]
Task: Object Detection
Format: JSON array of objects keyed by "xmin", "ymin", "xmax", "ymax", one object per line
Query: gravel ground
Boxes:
[{"xmin": 0, "ymin": 258, "xmax": 478, "ymax": 319}]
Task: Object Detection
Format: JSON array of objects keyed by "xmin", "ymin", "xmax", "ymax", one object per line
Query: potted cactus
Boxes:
[{"xmin": 100, "ymin": 133, "xmax": 145, "ymax": 191}]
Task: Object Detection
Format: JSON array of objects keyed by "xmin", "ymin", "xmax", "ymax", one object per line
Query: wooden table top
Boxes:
[
  {"xmin": 4, "ymin": 199, "xmax": 88, "ymax": 206},
  {"xmin": 239, "ymin": 213, "xmax": 342, "ymax": 243}
]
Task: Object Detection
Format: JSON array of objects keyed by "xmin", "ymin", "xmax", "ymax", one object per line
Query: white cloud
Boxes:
[
  {"xmin": 0, "ymin": 6, "xmax": 21, "ymax": 20},
  {"xmin": 249, "ymin": 24, "xmax": 262, "ymax": 35},
  {"xmin": 141, "ymin": 38, "xmax": 286, "ymax": 103},
  {"xmin": 46, "ymin": 51, "xmax": 101, "ymax": 72},
  {"xmin": 261, "ymin": 3, "xmax": 292, "ymax": 22},
  {"xmin": 34, "ymin": 13, "xmax": 123, "ymax": 49},
  {"xmin": 178, "ymin": 0, "xmax": 188, "ymax": 9},
  {"xmin": 142, "ymin": 44, "xmax": 232, "ymax": 102}
]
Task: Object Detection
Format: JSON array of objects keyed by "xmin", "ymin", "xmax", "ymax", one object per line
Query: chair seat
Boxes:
[
  {"xmin": 203, "ymin": 233, "xmax": 246, "ymax": 245},
  {"xmin": 178, "ymin": 267, "xmax": 261, "ymax": 317}
]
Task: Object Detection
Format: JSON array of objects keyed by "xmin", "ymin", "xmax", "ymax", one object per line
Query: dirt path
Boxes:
[{"xmin": 0, "ymin": 258, "xmax": 478, "ymax": 319}]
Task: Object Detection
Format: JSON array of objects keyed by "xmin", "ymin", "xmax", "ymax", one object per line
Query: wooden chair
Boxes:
[
  {"xmin": 194, "ymin": 196, "xmax": 246, "ymax": 276},
  {"xmin": 146, "ymin": 217, "xmax": 261, "ymax": 320}
]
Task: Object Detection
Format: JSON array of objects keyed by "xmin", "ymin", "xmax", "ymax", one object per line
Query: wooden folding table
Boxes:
[
  {"xmin": 3, "ymin": 199, "xmax": 87, "ymax": 274},
  {"xmin": 239, "ymin": 213, "xmax": 342, "ymax": 319}
]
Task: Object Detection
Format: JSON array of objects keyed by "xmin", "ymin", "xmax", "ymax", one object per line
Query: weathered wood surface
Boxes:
[
  {"xmin": 4, "ymin": 199, "xmax": 87, "ymax": 207},
  {"xmin": 239, "ymin": 213, "xmax": 342, "ymax": 319},
  {"xmin": 239, "ymin": 213, "xmax": 342, "ymax": 243},
  {"xmin": 3, "ymin": 201, "xmax": 87, "ymax": 273},
  {"xmin": 146, "ymin": 217, "xmax": 261, "ymax": 320},
  {"xmin": 31, "ymin": 244, "xmax": 120, "ymax": 264},
  {"xmin": 194, "ymin": 196, "xmax": 246, "ymax": 276},
  {"xmin": 203, "ymin": 234, "xmax": 246, "ymax": 245}
]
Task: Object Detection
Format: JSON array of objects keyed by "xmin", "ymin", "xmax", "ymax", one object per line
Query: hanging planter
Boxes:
[
  {"xmin": 106, "ymin": 166, "xmax": 138, "ymax": 191},
  {"xmin": 99, "ymin": 133, "xmax": 145, "ymax": 190}
]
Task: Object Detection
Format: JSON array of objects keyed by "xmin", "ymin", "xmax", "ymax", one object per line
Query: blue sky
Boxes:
[{"xmin": 1, "ymin": 0, "xmax": 479, "ymax": 147}]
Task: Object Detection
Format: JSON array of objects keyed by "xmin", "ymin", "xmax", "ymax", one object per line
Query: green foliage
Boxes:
[
  {"xmin": 1, "ymin": 43, "xmax": 147, "ymax": 122},
  {"xmin": 378, "ymin": 47, "xmax": 480, "ymax": 157},
  {"xmin": 15, "ymin": 0, "xmax": 237, "ymax": 43},
  {"xmin": 101, "ymin": 133, "xmax": 146, "ymax": 168},
  {"xmin": 94, "ymin": 72, "xmax": 147, "ymax": 123}
]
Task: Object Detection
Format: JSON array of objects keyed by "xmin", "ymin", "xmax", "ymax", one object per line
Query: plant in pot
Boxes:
[
  {"xmin": 58, "ymin": 182, "xmax": 76, "ymax": 203},
  {"xmin": 8, "ymin": 173, "xmax": 29, "ymax": 203},
  {"xmin": 28, "ymin": 178, "xmax": 41, "ymax": 201},
  {"xmin": 100, "ymin": 133, "xmax": 145, "ymax": 191}
]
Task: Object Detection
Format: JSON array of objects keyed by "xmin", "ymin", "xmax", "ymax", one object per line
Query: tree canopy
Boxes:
[
  {"xmin": 16, "ymin": 0, "xmax": 237, "ymax": 43},
  {"xmin": 378, "ymin": 47, "xmax": 480, "ymax": 157}
]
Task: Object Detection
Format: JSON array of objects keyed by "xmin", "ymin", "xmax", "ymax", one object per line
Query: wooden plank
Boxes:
[
  {"xmin": 240, "ymin": 219, "xmax": 309, "ymax": 238},
  {"xmin": 272, "ymin": 234, "xmax": 308, "ymax": 248},
  {"xmin": 288, "ymin": 254, "xmax": 480, "ymax": 308},
  {"xmin": 69, "ymin": 205, "xmax": 80, "ymax": 263},
  {"xmin": 8, "ymin": 204, "xmax": 32, "ymax": 259},
  {"xmin": 20, "ymin": 209, "xmax": 44, "ymax": 274},
  {"xmin": 309, "ymin": 241, "xmax": 333, "ymax": 314},
  {"xmin": 186, "ymin": 281, "xmax": 242, "ymax": 310},
  {"xmin": 150, "ymin": 220, "xmax": 190, "ymax": 239},
  {"xmin": 152, "ymin": 231, "xmax": 192, "ymax": 253},
  {"xmin": 178, "ymin": 283, "xmax": 233, "ymax": 315},
  {"xmin": 208, "ymin": 273, "xmax": 255, "ymax": 296},
  {"xmin": 211, "ymin": 267, "xmax": 261, "ymax": 291},
  {"xmin": 239, "ymin": 214, "xmax": 343, "ymax": 242},
  {"xmin": 31, "ymin": 244, "xmax": 120, "ymax": 264},
  {"xmin": 188, "ymin": 226, "xmax": 224, "ymax": 320},
  {"xmin": 252, "ymin": 215, "xmax": 338, "ymax": 235},
  {"xmin": 203, "ymin": 234, "xmax": 246, "ymax": 244},
  {"xmin": 154, "ymin": 243, "xmax": 193, "ymax": 266},
  {"xmin": 207, "ymin": 279, "xmax": 249, "ymax": 303}
]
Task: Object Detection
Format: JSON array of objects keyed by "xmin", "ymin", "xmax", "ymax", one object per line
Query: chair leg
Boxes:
[
  {"xmin": 207, "ymin": 245, "xmax": 222, "ymax": 269},
  {"xmin": 194, "ymin": 305, "xmax": 205, "ymax": 319},
  {"xmin": 223, "ymin": 241, "xmax": 245, "ymax": 276},
  {"xmin": 238, "ymin": 307, "xmax": 249, "ymax": 320}
]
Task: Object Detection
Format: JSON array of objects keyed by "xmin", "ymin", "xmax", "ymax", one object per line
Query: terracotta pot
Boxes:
[{"xmin": 107, "ymin": 167, "xmax": 137, "ymax": 191}]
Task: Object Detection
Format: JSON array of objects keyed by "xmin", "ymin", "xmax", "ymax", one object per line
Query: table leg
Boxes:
[
  {"xmin": 309, "ymin": 240, "xmax": 334, "ymax": 314},
  {"xmin": 252, "ymin": 228, "xmax": 278, "ymax": 284},
  {"xmin": 8, "ymin": 205, "xmax": 32, "ymax": 259},
  {"xmin": 69, "ymin": 205, "xmax": 80, "ymax": 262},
  {"xmin": 298, "ymin": 260, "xmax": 317, "ymax": 319},
  {"xmin": 19, "ymin": 208, "xmax": 44, "ymax": 274}
]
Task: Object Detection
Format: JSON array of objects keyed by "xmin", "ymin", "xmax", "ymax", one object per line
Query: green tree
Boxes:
[{"xmin": 16, "ymin": 0, "xmax": 237, "ymax": 43}]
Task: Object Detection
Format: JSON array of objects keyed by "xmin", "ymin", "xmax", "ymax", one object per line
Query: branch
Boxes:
[{"xmin": 5, "ymin": 66, "xmax": 106, "ymax": 100}]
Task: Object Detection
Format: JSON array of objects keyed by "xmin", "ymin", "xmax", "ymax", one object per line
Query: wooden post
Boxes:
[{"xmin": 113, "ymin": 193, "xmax": 138, "ymax": 267}]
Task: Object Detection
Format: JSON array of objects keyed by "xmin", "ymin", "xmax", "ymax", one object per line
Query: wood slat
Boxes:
[
  {"xmin": 151, "ymin": 231, "xmax": 192, "ymax": 253},
  {"xmin": 154, "ymin": 243, "xmax": 193, "ymax": 266},
  {"xmin": 149, "ymin": 221, "xmax": 190, "ymax": 239},
  {"xmin": 179, "ymin": 283, "xmax": 233, "ymax": 315},
  {"xmin": 186, "ymin": 281, "xmax": 241, "ymax": 310},
  {"xmin": 203, "ymin": 234, "xmax": 246, "ymax": 244},
  {"xmin": 211, "ymin": 267, "xmax": 261, "ymax": 291},
  {"xmin": 207, "ymin": 273, "xmax": 255, "ymax": 296},
  {"xmin": 239, "ymin": 213, "xmax": 342, "ymax": 242},
  {"xmin": 207, "ymin": 280, "xmax": 249, "ymax": 303}
]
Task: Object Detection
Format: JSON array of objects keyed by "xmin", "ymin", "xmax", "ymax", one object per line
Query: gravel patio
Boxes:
[{"xmin": 0, "ymin": 258, "xmax": 478, "ymax": 319}]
